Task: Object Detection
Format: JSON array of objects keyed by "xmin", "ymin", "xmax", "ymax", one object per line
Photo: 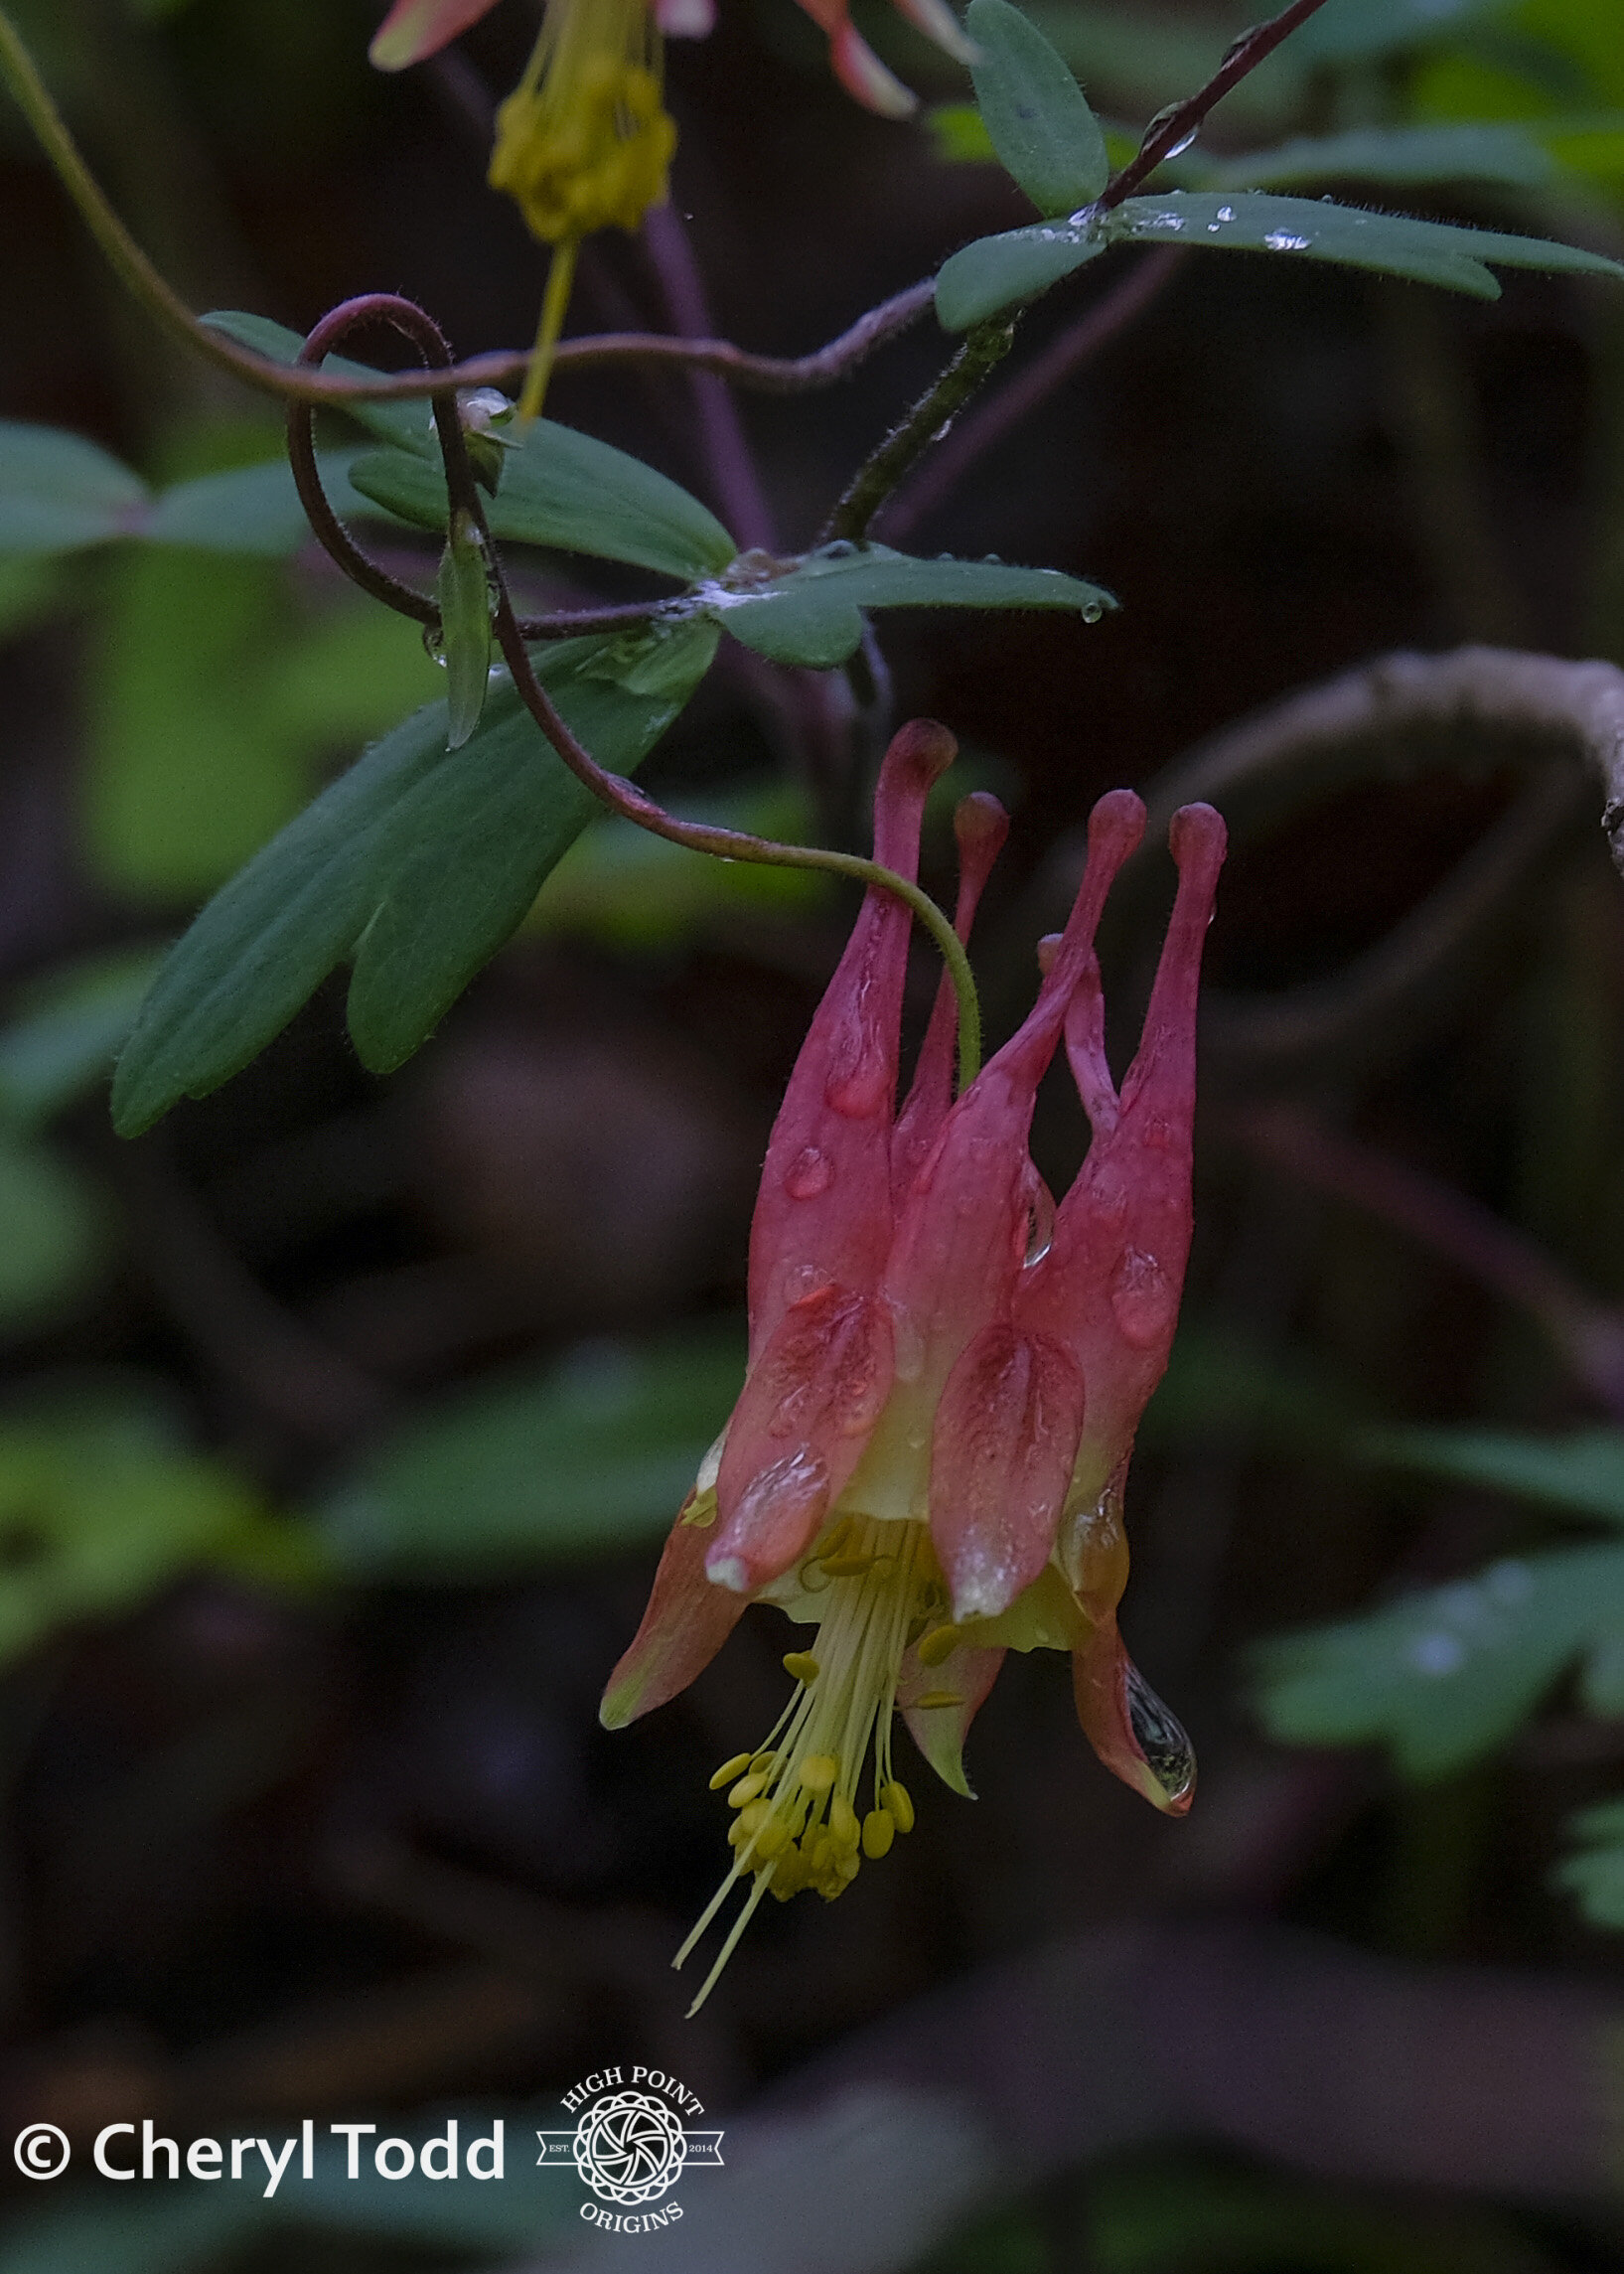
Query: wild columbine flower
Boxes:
[
  {"xmin": 600, "ymin": 718, "xmax": 1227, "ymax": 2011},
  {"xmin": 370, "ymin": 0, "xmax": 976, "ymax": 120}
]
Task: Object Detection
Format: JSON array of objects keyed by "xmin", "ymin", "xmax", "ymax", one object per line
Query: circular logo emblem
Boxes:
[{"xmin": 572, "ymin": 2091, "xmax": 687, "ymax": 2204}]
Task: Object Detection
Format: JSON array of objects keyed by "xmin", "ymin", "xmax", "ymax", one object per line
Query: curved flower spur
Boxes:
[{"xmin": 601, "ymin": 719, "xmax": 1227, "ymax": 2010}]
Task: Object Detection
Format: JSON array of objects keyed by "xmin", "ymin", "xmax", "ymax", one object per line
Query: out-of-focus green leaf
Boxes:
[
  {"xmin": 0, "ymin": 1416, "xmax": 319, "ymax": 1665},
  {"xmin": 0, "ymin": 948, "xmax": 166, "ymax": 1132},
  {"xmin": 1253, "ymin": 1544, "xmax": 1624, "ymax": 1778},
  {"xmin": 928, "ymin": 101, "xmax": 998, "ymax": 162},
  {"xmin": 701, "ymin": 543, "xmax": 1113, "ymax": 669},
  {"xmin": 1017, "ymin": 2, "xmax": 1298, "ymax": 128},
  {"xmin": 324, "ymin": 1324, "xmax": 744, "ymax": 1576},
  {"xmin": 0, "ymin": 2196, "xmax": 254, "ymax": 2274},
  {"xmin": 0, "ymin": 422, "xmax": 147, "ymax": 552},
  {"xmin": 0, "ymin": 1135, "xmax": 106, "ymax": 1323},
  {"xmin": 0, "ymin": 554, "xmax": 68, "ymax": 638},
  {"xmin": 1141, "ymin": 1324, "xmax": 1372, "ymax": 1451},
  {"xmin": 937, "ymin": 188, "xmax": 1624, "ymax": 327},
  {"xmin": 110, "ymin": 619, "xmax": 720, "ymax": 1132},
  {"xmin": 1357, "ymin": 1424, "xmax": 1624, "ymax": 1526},
  {"xmin": 145, "ymin": 450, "xmax": 385, "ymax": 554},
  {"xmin": 1557, "ymin": 1799, "xmax": 1624, "ymax": 1928},
  {"xmin": 965, "ymin": 0, "xmax": 1109, "ymax": 215},
  {"xmin": 1286, "ymin": 0, "xmax": 1504, "ymax": 68},
  {"xmin": 435, "ymin": 509, "xmax": 493, "ymax": 749},
  {"xmin": 532, "ymin": 784, "xmax": 824, "ymax": 944},
  {"xmin": 1212, "ymin": 121, "xmax": 1562, "ymax": 190},
  {"xmin": 348, "ymin": 421, "xmax": 738, "ymax": 583},
  {"xmin": 84, "ymin": 546, "xmax": 445, "ymax": 900}
]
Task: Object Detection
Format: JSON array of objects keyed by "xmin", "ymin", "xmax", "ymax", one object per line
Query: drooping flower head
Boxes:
[
  {"xmin": 602, "ymin": 721, "xmax": 1226, "ymax": 2009},
  {"xmin": 370, "ymin": 0, "xmax": 976, "ymax": 121}
]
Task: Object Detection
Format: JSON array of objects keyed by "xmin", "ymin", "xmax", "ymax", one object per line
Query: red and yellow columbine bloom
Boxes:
[
  {"xmin": 599, "ymin": 720, "xmax": 1227, "ymax": 2010},
  {"xmin": 371, "ymin": 0, "xmax": 976, "ymax": 122}
]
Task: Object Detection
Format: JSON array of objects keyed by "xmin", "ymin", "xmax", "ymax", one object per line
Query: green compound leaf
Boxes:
[
  {"xmin": 348, "ymin": 424, "xmax": 738, "ymax": 583},
  {"xmin": 699, "ymin": 542, "xmax": 1113, "ymax": 669},
  {"xmin": 323, "ymin": 1324, "xmax": 745, "ymax": 1577},
  {"xmin": 0, "ymin": 948, "xmax": 167, "ymax": 1132},
  {"xmin": 0, "ymin": 421, "xmax": 147, "ymax": 552},
  {"xmin": 435, "ymin": 509, "xmax": 493, "ymax": 750},
  {"xmin": 936, "ymin": 188, "xmax": 1624, "ymax": 328},
  {"xmin": 109, "ymin": 618, "xmax": 720, "ymax": 1133},
  {"xmin": 1358, "ymin": 1425, "xmax": 1624, "ymax": 1528},
  {"xmin": 965, "ymin": 0, "xmax": 1108, "ymax": 216},
  {"xmin": 1253, "ymin": 1544, "xmax": 1624, "ymax": 1780}
]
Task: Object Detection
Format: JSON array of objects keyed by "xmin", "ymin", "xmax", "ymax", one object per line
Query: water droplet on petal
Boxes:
[
  {"xmin": 1125, "ymin": 1662, "xmax": 1195, "ymax": 1806},
  {"xmin": 784, "ymin": 1145, "xmax": 833, "ymax": 1200},
  {"xmin": 1081, "ymin": 599, "xmax": 1104, "ymax": 624},
  {"xmin": 1022, "ymin": 1179, "xmax": 1056, "ymax": 1268}
]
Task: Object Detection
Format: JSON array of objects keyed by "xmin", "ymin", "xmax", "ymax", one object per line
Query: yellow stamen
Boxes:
[
  {"xmin": 862, "ymin": 1806, "xmax": 895, "ymax": 1859},
  {"xmin": 915, "ymin": 1689, "xmax": 965, "ymax": 1710},
  {"xmin": 683, "ymin": 1519, "xmax": 941, "ymax": 2009},
  {"xmin": 515, "ymin": 236, "xmax": 578, "ymax": 427},
  {"xmin": 708, "ymin": 1752, "xmax": 752, "ymax": 1791},
  {"xmin": 882, "ymin": 1779, "xmax": 915, "ymax": 1833}
]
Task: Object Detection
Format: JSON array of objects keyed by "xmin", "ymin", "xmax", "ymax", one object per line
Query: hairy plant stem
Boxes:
[
  {"xmin": 821, "ymin": 321, "xmax": 1016, "ymax": 545},
  {"xmin": 292, "ymin": 296, "xmax": 984, "ymax": 1093}
]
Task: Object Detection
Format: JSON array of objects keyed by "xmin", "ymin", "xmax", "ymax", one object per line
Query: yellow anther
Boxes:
[
  {"xmin": 882, "ymin": 1780, "xmax": 916, "ymax": 1834},
  {"xmin": 815, "ymin": 1515, "xmax": 855, "ymax": 1560},
  {"xmin": 829, "ymin": 1793, "xmax": 860, "ymax": 1849},
  {"xmin": 862, "ymin": 1807, "xmax": 895, "ymax": 1859},
  {"xmin": 820, "ymin": 1553, "xmax": 876, "ymax": 1578},
  {"xmin": 727, "ymin": 1772, "xmax": 768, "ymax": 1809},
  {"xmin": 783, "ymin": 1651, "xmax": 820, "ymax": 1683},
  {"xmin": 798, "ymin": 1753, "xmax": 839, "ymax": 1794},
  {"xmin": 679, "ymin": 1485, "xmax": 718, "ymax": 1529},
  {"xmin": 916, "ymin": 1622, "xmax": 960, "ymax": 1667},
  {"xmin": 915, "ymin": 1690, "xmax": 964, "ymax": 1710},
  {"xmin": 708, "ymin": 1752, "xmax": 753, "ymax": 1791},
  {"xmin": 749, "ymin": 1750, "xmax": 778, "ymax": 1775},
  {"xmin": 729, "ymin": 1799, "xmax": 769, "ymax": 1848}
]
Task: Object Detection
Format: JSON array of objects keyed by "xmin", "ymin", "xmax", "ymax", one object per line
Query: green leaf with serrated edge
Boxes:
[
  {"xmin": 0, "ymin": 948, "xmax": 167, "ymax": 1132},
  {"xmin": 703, "ymin": 543, "xmax": 1114, "ymax": 668},
  {"xmin": 109, "ymin": 620, "xmax": 719, "ymax": 1132},
  {"xmin": 0, "ymin": 422, "xmax": 148, "ymax": 553},
  {"xmin": 348, "ymin": 426, "xmax": 738, "ymax": 582},
  {"xmin": 1253, "ymin": 1544, "xmax": 1624, "ymax": 1779},
  {"xmin": 324, "ymin": 1325, "xmax": 744, "ymax": 1575},
  {"xmin": 435, "ymin": 509, "xmax": 492, "ymax": 750},
  {"xmin": 936, "ymin": 225, "xmax": 1106, "ymax": 328},
  {"xmin": 1212, "ymin": 123, "xmax": 1560, "ymax": 192},
  {"xmin": 201, "ymin": 312, "xmax": 433, "ymax": 453},
  {"xmin": 145, "ymin": 451, "xmax": 387, "ymax": 555},
  {"xmin": 1357, "ymin": 1425, "xmax": 1624, "ymax": 1527},
  {"xmin": 966, "ymin": 0, "xmax": 1108, "ymax": 215}
]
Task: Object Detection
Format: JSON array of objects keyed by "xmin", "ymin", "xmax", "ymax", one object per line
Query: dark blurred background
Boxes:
[{"xmin": 3, "ymin": 0, "xmax": 1624, "ymax": 2266}]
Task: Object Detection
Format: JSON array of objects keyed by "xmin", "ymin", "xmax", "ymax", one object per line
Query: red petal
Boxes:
[
  {"xmin": 600, "ymin": 1509, "xmax": 748, "ymax": 1728},
  {"xmin": 748, "ymin": 720, "xmax": 955, "ymax": 1363},
  {"xmin": 892, "ymin": 791, "xmax": 1008, "ymax": 1206},
  {"xmin": 708, "ymin": 1286, "xmax": 895, "ymax": 1592},
  {"xmin": 931, "ymin": 1325, "xmax": 1085, "ymax": 1620},
  {"xmin": 898, "ymin": 1636, "xmax": 1004, "ymax": 1796},
  {"xmin": 828, "ymin": 17, "xmax": 918, "ymax": 114},
  {"xmin": 886, "ymin": 0, "xmax": 979, "ymax": 64},
  {"xmin": 369, "ymin": 0, "xmax": 500, "ymax": 70},
  {"xmin": 1072, "ymin": 1619, "xmax": 1195, "ymax": 1815}
]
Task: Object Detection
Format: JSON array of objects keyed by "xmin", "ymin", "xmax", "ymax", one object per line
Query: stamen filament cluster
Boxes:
[{"xmin": 677, "ymin": 1515, "xmax": 930, "ymax": 2013}]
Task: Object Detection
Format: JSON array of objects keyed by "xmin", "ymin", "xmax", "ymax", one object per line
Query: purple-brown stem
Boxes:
[{"xmin": 1100, "ymin": 0, "xmax": 1339, "ymax": 212}]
